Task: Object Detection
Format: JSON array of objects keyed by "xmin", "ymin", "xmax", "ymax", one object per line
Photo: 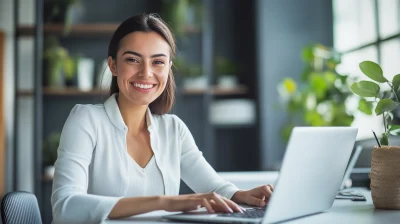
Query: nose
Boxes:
[{"xmin": 140, "ymin": 62, "xmax": 153, "ymax": 78}]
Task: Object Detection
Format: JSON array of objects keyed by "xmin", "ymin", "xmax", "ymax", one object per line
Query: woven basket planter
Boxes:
[{"xmin": 369, "ymin": 146, "xmax": 400, "ymax": 210}]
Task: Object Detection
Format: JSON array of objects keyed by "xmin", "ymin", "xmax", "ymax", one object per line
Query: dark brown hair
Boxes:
[{"xmin": 108, "ymin": 13, "xmax": 176, "ymax": 115}]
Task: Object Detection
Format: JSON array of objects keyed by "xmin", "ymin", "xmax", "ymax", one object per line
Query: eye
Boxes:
[
  {"xmin": 126, "ymin": 58, "xmax": 139, "ymax": 63},
  {"xmin": 153, "ymin": 60, "xmax": 165, "ymax": 65}
]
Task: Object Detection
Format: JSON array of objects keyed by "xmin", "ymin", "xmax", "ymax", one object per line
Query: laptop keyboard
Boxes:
[{"xmin": 217, "ymin": 207, "xmax": 265, "ymax": 219}]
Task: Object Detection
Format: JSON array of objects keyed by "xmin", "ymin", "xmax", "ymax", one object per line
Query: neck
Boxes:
[{"xmin": 117, "ymin": 93, "xmax": 148, "ymax": 136}]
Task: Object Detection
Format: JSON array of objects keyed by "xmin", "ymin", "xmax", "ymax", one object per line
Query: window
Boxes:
[{"xmin": 333, "ymin": 0, "xmax": 400, "ymax": 140}]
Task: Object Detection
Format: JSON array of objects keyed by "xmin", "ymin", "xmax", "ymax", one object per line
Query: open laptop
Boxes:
[{"xmin": 164, "ymin": 127, "xmax": 358, "ymax": 223}]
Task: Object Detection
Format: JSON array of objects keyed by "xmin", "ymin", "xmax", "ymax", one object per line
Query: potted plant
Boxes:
[
  {"xmin": 43, "ymin": 36, "xmax": 69, "ymax": 88},
  {"xmin": 43, "ymin": 132, "xmax": 61, "ymax": 179},
  {"xmin": 277, "ymin": 44, "xmax": 354, "ymax": 141},
  {"xmin": 161, "ymin": 0, "xmax": 203, "ymax": 38},
  {"xmin": 44, "ymin": 0, "xmax": 84, "ymax": 34},
  {"xmin": 215, "ymin": 56, "xmax": 238, "ymax": 89},
  {"xmin": 174, "ymin": 57, "xmax": 206, "ymax": 90},
  {"xmin": 350, "ymin": 61, "xmax": 400, "ymax": 210}
]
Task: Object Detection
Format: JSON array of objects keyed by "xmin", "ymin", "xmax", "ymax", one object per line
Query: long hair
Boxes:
[{"xmin": 108, "ymin": 13, "xmax": 176, "ymax": 115}]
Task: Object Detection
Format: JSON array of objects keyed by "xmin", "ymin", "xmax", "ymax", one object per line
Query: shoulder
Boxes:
[{"xmin": 66, "ymin": 104, "xmax": 106, "ymax": 126}]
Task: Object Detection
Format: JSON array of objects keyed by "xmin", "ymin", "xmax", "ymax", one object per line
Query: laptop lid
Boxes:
[{"xmin": 263, "ymin": 127, "xmax": 358, "ymax": 223}]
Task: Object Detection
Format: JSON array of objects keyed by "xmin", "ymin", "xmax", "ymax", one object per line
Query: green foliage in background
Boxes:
[
  {"xmin": 161, "ymin": 0, "xmax": 203, "ymax": 38},
  {"xmin": 43, "ymin": 36, "xmax": 69, "ymax": 86},
  {"xmin": 43, "ymin": 132, "xmax": 61, "ymax": 166},
  {"xmin": 350, "ymin": 61, "xmax": 400, "ymax": 146},
  {"xmin": 215, "ymin": 56, "xmax": 237, "ymax": 76},
  {"xmin": 173, "ymin": 57, "xmax": 202, "ymax": 77},
  {"xmin": 278, "ymin": 44, "xmax": 354, "ymax": 141}
]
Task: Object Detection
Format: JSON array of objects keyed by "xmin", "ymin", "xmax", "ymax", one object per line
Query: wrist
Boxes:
[
  {"xmin": 232, "ymin": 190, "xmax": 246, "ymax": 204},
  {"xmin": 157, "ymin": 196, "xmax": 168, "ymax": 210}
]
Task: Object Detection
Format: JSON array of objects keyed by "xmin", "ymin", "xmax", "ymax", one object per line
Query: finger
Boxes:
[
  {"xmin": 181, "ymin": 199, "xmax": 202, "ymax": 213},
  {"xmin": 202, "ymin": 198, "xmax": 214, "ymax": 213},
  {"xmin": 209, "ymin": 200, "xmax": 239, "ymax": 213},
  {"xmin": 260, "ymin": 185, "xmax": 273, "ymax": 199},
  {"xmin": 222, "ymin": 197, "xmax": 244, "ymax": 213},
  {"xmin": 247, "ymin": 196, "xmax": 266, "ymax": 207},
  {"xmin": 267, "ymin": 184, "xmax": 275, "ymax": 192},
  {"xmin": 209, "ymin": 193, "xmax": 233, "ymax": 213},
  {"xmin": 264, "ymin": 186, "xmax": 273, "ymax": 204},
  {"xmin": 266, "ymin": 185, "xmax": 273, "ymax": 197}
]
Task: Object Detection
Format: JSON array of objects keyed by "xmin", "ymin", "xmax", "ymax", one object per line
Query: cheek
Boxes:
[{"xmin": 159, "ymin": 69, "xmax": 170, "ymax": 84}]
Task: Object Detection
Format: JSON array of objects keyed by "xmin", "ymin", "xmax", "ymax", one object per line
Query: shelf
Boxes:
[
  {"xmin": 17, "ymin": 24, "xmax": 200, "ymax": 37},
  {"xmin": 17, "ymin": 85, "xmax": 248, "ymax": 97},
  {"xmin": 183, "ymin": 85, "xmax": 249, "ymax": 95},
  {"xmin": 213, "ymin": 123, "xmax": 255, "ymax": 128},
  {"xmin": 17, "ymin": 87, "xmax": 108, "ymax": 96}
]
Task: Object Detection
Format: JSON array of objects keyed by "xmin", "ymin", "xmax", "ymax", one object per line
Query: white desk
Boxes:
[{"xmin": 103, "ymin": 188, "xmax": 400, "ymax": 224}]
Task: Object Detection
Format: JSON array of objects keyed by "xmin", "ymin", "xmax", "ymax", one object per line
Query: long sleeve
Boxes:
[
  {"xmin": 51, "ymin": 105, "xmax": 122, "ymax": 224},
  {"xmin": 178, "ymin": 116, "xmax": 240, "ymax": 199}
]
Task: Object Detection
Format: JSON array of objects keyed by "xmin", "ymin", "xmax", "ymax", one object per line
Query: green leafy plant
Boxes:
[
  {"xmin": 173, "ymin": 57, "xmax": 202, "ymax": 77},
  {"xmin": 278, "ymin": 44, "xmax": 354, "ymax": 141},
  {"xmin": 43, "ymin": 132, "xmax": 61, "ymax": 167},
  {"xmin": 43, "ymin": 36, "xmax": 70, "ymax": 87},
  {"xmin": 350, "ymin": 61, "xmax": 400, "ymax": 146},
  {"xmin": 44, "ymin": 0, "xmax": 83, "ymax": 34},
  {"xmin": 162, "ymin": 0, "xmax": 203, "ymax": 38},
  {"xmin": 215, "ymin": 56, "xmax": 237, "ymax": 76}
]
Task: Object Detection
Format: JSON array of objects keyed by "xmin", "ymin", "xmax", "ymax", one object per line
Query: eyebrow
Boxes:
[{"xmin": 122, "ymin": 51, "xmax": 167, "ymax": 58}]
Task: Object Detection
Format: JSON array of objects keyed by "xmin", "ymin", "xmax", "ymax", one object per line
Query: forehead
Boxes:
[{"xmin": 119, "ymin": 31, "xmax": 170, "ymax": 56}]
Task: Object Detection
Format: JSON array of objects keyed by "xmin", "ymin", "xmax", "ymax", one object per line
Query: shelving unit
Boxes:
[
  {"xmin": 17, "ymin": 24, "xmax": 200, "ymax": 37},
  {"xmin": 16, "ymin": 85, "xmax": 248, "ymax": 97},
  {"xmin": 13, "ymin": 1, "xmax": 259, "ymax": 222}
]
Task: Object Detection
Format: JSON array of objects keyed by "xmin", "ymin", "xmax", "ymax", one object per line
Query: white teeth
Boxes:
[{"xmin": 133, "ymin": 83, "xmax": 153, "ymax": 89}]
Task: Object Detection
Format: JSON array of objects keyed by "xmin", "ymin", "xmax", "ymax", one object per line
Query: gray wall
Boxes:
[{"xmin": 256, "ymin": 0, "xmax": 334, "ymax": 170}]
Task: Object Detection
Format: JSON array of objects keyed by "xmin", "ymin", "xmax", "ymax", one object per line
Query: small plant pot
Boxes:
[
  {"xmin": 369, "ymin": 146, "xmax": 400, "ymax": 210},
  {"xmin": 183, "ymin": 76, "xmax": 207, "ymax": 90},
  {"xmin": 217, "ymin": 75, "xmax": 238, "ymax": 88}
]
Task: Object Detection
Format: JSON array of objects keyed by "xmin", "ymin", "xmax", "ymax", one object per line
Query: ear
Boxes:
[{"xmin": 108, "ymin": 56, "xmax": 117, "ymax": 76}]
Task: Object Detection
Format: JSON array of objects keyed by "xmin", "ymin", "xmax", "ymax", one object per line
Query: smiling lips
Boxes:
[{"xmin": 131, "ymin": 82, "xmax": 156, "ymax": 92}]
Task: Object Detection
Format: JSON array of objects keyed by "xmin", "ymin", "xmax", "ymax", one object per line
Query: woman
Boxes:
[{"xmin": 51, "ymin": 13, "xmax": 273, "ymax": 223}]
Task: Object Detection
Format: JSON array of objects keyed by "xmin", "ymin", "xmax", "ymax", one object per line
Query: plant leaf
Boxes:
[
  {"xmin": 389, "ymin": 125, "xmax": 400, "ymax": 135},
  {"xmin": 301, "ymin": 45, "xmax": 314, "ymax": 63},
  {"xmin": 359, "ymin": 61, "xmax": 387, "ymax": 83},
  {"xmin": 350, "ymin": 81, "xmax": 380, "ymax": 97},
  {"xmin": 393, "ymin": 74, "xmax": 400, "ymax": 92},
  {"xmin": 310, "ymin": 73, "xmax": 328, "ymax": 99},
  {"xmin": 380, "ymin": 132, "xmax": 389, "ymax": 146},
  {"xmin": 358, "ymin": 99, "xmax": 373, "ymax": 115},
  {"xmin": 387, "ymin": 112, "xmax": 394, "ymax": 121},
  {"xmin": 375, "ymin": 99, "xmax": 398, "ymax": 115}
]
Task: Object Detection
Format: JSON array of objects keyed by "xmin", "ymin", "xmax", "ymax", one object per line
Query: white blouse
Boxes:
[
  {"xmin": 127, "ymin": 155, "xmax": 165, "ymax": 197},
  {"xmin": 51, "ymin": 93, "xmax": 239, "ymax": 223}
]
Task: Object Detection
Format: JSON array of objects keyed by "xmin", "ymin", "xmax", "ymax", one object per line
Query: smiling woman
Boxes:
[{"xmin": 50, "ymin": 13, "xmax": 274, "ymax": 223}]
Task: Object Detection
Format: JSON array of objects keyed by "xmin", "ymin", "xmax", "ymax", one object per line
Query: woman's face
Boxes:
[{"xmin": 109, "ymin": 31, "xmax": 171, "ymax": 106}]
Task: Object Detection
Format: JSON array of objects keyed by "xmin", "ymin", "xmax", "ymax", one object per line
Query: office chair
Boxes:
[{"xmin": 1, "ymin": 191, "xmax": 42, "ymax": 224}]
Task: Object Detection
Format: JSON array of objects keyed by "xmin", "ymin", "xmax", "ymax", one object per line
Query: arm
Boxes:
[
  {"xmin": 177, "ymin": 116, "xmax": 240, "ymax": 199},
  {"xmin": 51, "ymin": 105, "xmax": 122, "ymax": 223}
]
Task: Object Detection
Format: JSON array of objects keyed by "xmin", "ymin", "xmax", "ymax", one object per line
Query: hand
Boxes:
[
  {"xmin": 160, "ymin": 192, "xmax": 244, "ymax": 213},
  {"xmin": 231, "ymin": 184, "xmax": 274, "ymax": 207}
]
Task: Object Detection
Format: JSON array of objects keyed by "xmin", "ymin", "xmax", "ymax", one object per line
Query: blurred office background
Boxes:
[{"xmin": 1, "ymin": 0, "xmax": 400, "ymax": 223}]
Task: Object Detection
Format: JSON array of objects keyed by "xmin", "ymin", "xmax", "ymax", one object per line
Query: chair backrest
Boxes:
[{"xmin": 1, "ymin": 191, "xmax": 42, "ymax": 224}]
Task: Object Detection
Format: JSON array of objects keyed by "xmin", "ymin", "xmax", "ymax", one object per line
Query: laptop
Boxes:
[{"xmin": 164, "ymin": 127, "xmax": 358, "ymax": 224}]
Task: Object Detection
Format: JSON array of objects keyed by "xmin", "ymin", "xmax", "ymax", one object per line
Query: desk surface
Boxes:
[{"xmin": 103, "ymin": 188, "xmax": 400, "ymax": 224}]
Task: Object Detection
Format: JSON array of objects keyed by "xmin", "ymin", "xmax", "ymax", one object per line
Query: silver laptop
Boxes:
[{"xmin": 164, "ymin": 127, "xmax": 358, "ymax": 224}]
